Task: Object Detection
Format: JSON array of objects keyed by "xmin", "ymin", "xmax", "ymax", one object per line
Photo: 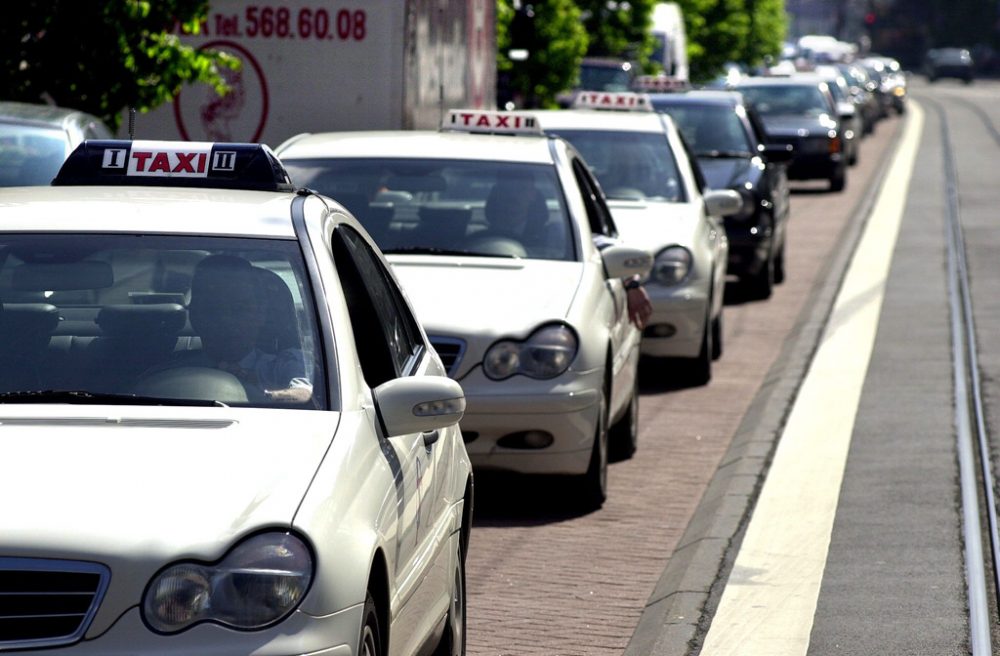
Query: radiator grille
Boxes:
[
  {"xmin": 0, "ymin": 558, "xmax": 109, "ymax": 649},
  {"xmin": 429, "ymin": 337, "xmax": 466, "ymax": 378}
]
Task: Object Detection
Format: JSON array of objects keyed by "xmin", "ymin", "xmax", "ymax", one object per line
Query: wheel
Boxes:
[
  {"xmin": 829, "ymin": 168, "xmax": 846, "ymax": 192},
  {"xmin": 579, "ymin": 391, "xmax": 609, "ymax": 508},
  {"xmin": 609, "ymin": 377, "xmax": 639, "ymax": 461},
  {"xmin": 688, "ymin": 312, "xmax": 713, "ymax": 386},
  {"xmin": 433, "ymin": 541, "xmax": 466, "ymax": 656},
  {"xmin": 711, "ymin": 311, "xmax": 723, "ymax": 361},
  {"xmin": 744, "ymin": 252, "xmax": 774, "ymax": 300},
  {"xmin": 774, "ymin": 245, "xmax": 786, "ymax": 285},
  {"xmin": 359, "ymin": 591, "xmax": 383, "ymax": 656}
]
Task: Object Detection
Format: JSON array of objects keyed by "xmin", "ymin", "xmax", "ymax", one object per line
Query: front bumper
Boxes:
[
  {"xmin": 639, "ymin": 281, "xmax": 709, "ymax": 358},
  {"xmin": 28, "ymin": 605, "xmax": 361, "ymax": 656},
  {"xmin": 458, "ymin": 367, "xmax": 603, "ymax": 475},
  {"xmin": 724, "ymin": 217, "xmax": 772, "ymax": 279},
  {"xmin": 788, "ymin": 151, "xmax": 843, "ymax": 180}
]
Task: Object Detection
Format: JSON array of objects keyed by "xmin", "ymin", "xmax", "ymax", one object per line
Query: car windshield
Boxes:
[
  {"xmin": 286, "ymin": 158, "xmax": 575, "ymax": 261},
  {"xmin": 654, "ymin": 104, "xmax": 753, "ymax": 157},
  {"xmin": 579, "ymin": 64, "xmax": 633, "ymax": 91},
  {"xmin": 0, "ymin": 235, "xmax": 328, "ymax": 410},
  {"xmin": 739, "ymin": 84, "xmax": 832, "ymax": 117},
  {"xmin": 543, "ymin": 129, "xmax": 687, "ymax": 202},
  {"xmin": 0, "ymin": 123, "xmax": 70, "ymax": 187}
]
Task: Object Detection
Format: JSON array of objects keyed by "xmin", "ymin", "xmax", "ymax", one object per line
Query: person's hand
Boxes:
[
  {"xmin": 265, "ymin": 386, "xmax": 314, "ymax": 402},
  {"xmin": 627, "ymin": 286, "xmax": 653, "ymax": 329}
]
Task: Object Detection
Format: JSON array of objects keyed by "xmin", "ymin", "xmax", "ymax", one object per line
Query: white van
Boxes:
[{"xmin": 650, "ymin": 2, "xmax": 689, "ymax": 81}]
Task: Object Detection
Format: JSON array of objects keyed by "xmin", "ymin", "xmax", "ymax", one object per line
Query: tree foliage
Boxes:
[
  {"xmin": 577, "ymin": 0, "xmax": 658, "ymax": 70},
  {"xmin": 676, "ymin": 0, "xmax": 785, "ymax": 82},
  {"xmin": 0, "ymin": 0, "xmax": 237, "ymax": 131},
  {"xmin": 497, "ymin": 0, "xmax": 588, "ymax": 107}
]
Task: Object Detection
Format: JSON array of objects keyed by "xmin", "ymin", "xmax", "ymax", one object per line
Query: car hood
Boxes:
[
  {"xmin": 389, "ymin": 257, "xmax": 584, "ymax": 375},
  {"xmin": 606, "ymin": 199, "xmax": 703, "ymax": 251},
  {"xmin": 760, "ymin": 114, "xmax": 837, "ymax": 137},
  {"xmin": 0, "ymin": 405, "xmax": 335, "ymax": 561},
  {"xmin": 697, "ymin": 157, "xmax": 754, "ymax": 190}
]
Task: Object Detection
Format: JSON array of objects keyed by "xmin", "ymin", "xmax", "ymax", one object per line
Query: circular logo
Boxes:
[{"xmin": 174, "ymin": 40, "xmax": 269, "ymax": 142}]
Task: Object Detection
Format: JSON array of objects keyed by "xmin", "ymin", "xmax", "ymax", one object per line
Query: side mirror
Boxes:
[
  {"xmin": 704, "ymin": 189, "xmax": 743, "ymax": 217},
  {"xmin": 373, "ymin": 376, "xmax": 465, "ymax": 437},
  {"xmin": 601, "ymin": 244, "xmax": 652, "ymax": 280},
  {"xmin": 759, "ymin": 142, "xmax": 795, "ymax": 163}
]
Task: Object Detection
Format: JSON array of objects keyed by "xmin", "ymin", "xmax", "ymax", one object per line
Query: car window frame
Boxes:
[{"xmin": 331, "ymin": 225, "xmax": 426, "ymax": 387}]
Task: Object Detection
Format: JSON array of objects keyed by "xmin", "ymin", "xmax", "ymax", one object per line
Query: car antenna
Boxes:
[{"xmin": 128, "ymin": 107, "xmax": 136, "ymax": 140}]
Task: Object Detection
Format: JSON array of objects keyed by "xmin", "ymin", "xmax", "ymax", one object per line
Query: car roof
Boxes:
[
  {"xmin": 0, "ymin": 185, "xmax": 300, "ymax": 237},
  {"xmin": 737, "ymin": 75, "xmax": 827, "ymax": 87},
  {"xmin": 648, "ymin": 90, "xmax": 743, "ymax": 107},
  {"xmin": 0, "ymin": 101, "xmax": 107, "ymax": 131},
  {"xmin": 529, "ymin": 109, "xmax": 670, "ymax": 133},
  {"xmin": 277, "ymin": 130, "xmax": 558, "ymax": 164}
]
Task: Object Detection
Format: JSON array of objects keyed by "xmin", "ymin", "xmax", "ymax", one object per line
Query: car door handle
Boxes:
[{"xmin": 422, "ymin": 430, "xmax": 440, "ymax": 447}]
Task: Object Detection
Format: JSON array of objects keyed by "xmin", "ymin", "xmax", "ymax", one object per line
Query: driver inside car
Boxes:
[{"xmin": 181, "ymin": 254, "xmax": 313, "ymax": 402}]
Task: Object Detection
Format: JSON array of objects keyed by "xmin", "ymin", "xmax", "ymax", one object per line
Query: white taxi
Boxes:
[
  {"xmin": 277, "ymin": 110, "xmax": 652, "ymax": 508},
  {"xmin": 530, "ymin": 91, "xmax": 741, "ymax": 385},
  {"xmin": 0, "ymin": 140, "xmax": 471, "ymax": 656}
]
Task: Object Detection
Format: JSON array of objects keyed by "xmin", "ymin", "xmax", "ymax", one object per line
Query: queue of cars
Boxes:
[{"xmin": 0, "ymin": 62, "xmax": 892, "ymax": 655}]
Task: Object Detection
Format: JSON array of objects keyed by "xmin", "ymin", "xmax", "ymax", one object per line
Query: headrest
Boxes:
[
  {"xmin": 96, "ymin": 304, "xmax": 187, "ymax": 337},
  {"xmin": 0, "ymin": 303, "xmax": 61, "ymax": 335}
]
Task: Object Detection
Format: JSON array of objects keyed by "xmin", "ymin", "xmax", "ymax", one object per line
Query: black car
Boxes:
[
  {"xmin": 925, "ymin": 48, "xmax": 974, "ymax": 83},
  {"xmin": 735, "ymin": 75, "xmax": 849, "ymax": 192},
  {"xmin": 651, "ymin": 90, "xmax": 793, "ymax": 299}
]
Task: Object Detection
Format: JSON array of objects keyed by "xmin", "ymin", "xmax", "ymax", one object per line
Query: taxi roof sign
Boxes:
[
  {"xmin": 443, "ymin": 110, "xmax": 544, "ymax": 135},
  {"xmin": 52, "ymin": 140, "xmax": 296, "ymax": 192},
  {"xmin": 572, "ymin": 91, "xmax": 654, "ymax": 111},
  {"xmin": 633, "ymin": 75, "xmax": 691, "ymax": 92}
]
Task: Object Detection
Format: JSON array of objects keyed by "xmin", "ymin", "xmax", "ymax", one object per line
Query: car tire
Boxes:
[
  {"xmin": 688, "ymin": 311, "xmax": 713, "ymax": 386},
  {"xmin": 774, "ymin": 245, "xmax": 786, "ymax": 285},
  {"xmin": 609, "ymin": 377, "xmax": 639, "ymax": 461},
  {"xmin": 432, "ymin": 540, "xmax": 466, "ymax": 656},
  {"xmin": 829, "ymin": 168, "xmax": 846, "ymax": 192},
  {"xmin": 745, "ymin": 254, "xmax": 774, "ymax": 300},
  {"xmin": 711, "ymin": 310, "xmax": 723, "ymax": 361},
  {"xmin": 359, "ymin": 591, "xmax": 383, "ymax": 656},
  {"xmin": 579, "ymin": 390, "xmax": 609, "ymax": 509}
]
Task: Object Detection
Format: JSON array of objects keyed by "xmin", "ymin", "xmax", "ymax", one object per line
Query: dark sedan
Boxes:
[
  {"xmin": 925, "ymin": 48, "xmax": 974, "ymax": 83},
  {"xmin": 651, "ymin": 90, "xmax": 793, "ymax": 299},
  {"xmin": 735, "ymin": 75, "xmax": 849, "ymax": 192}
]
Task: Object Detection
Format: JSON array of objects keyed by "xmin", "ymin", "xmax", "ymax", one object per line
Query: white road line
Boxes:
[{"xmin": 698, "ymin": 103, "xmax": 925, "ymax": 656}]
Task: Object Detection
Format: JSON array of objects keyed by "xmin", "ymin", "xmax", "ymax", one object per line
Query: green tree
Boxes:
[
  {"xmin": 0, "ymin": 0, "xmax": 237, "ymax": 132},
  {"xmin": 577, "ymin": 0, "xmax": 658, "ymax": 71},
  {"xmin": 497, "ymin": 0, "xmax": 588, "ymax": 108},
  {"xmin": 677, "ymin": 0, "xmax": 784, "ymax": 82},
  {"xmin": 743, "ymin": 0, "xmax": 785, "ymax": 70}
]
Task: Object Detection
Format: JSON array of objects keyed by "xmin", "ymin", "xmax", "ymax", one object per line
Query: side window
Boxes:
[
  {"xmin": 571, "ymin": 157, "xmax": 618, "ymax": 238},
  {"xmin": 675, "ymin": 130, "xmax": 707, "ymax": 194},
  {"xmin": 332, "ymin": 226, "xmax": 424, "ymax": 387}
]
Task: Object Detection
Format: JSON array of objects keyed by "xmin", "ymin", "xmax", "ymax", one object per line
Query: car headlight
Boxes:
[
  {"xmin": 483, "ymin": 323, "xmax": 578, "ymax": 380},
  {"xmin": 651, "ymin": 246, "xmax": 692, "ymax": 286},
  {"xmin": 143, "ymin": 532, "xmax": 313, "ymax": 634}
]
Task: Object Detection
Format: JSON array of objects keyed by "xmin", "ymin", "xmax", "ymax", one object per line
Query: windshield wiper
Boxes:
[
  {"xmin": 382, "ymin": 246, "xmax": 518, "ymax": 258},
  {"xmin": 0, "ymin": 390, "xmax": 226, "ymax": 407},
  {"xmin": 696, "ymin": 150, "xmax": 753, "ymax": 158}
]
